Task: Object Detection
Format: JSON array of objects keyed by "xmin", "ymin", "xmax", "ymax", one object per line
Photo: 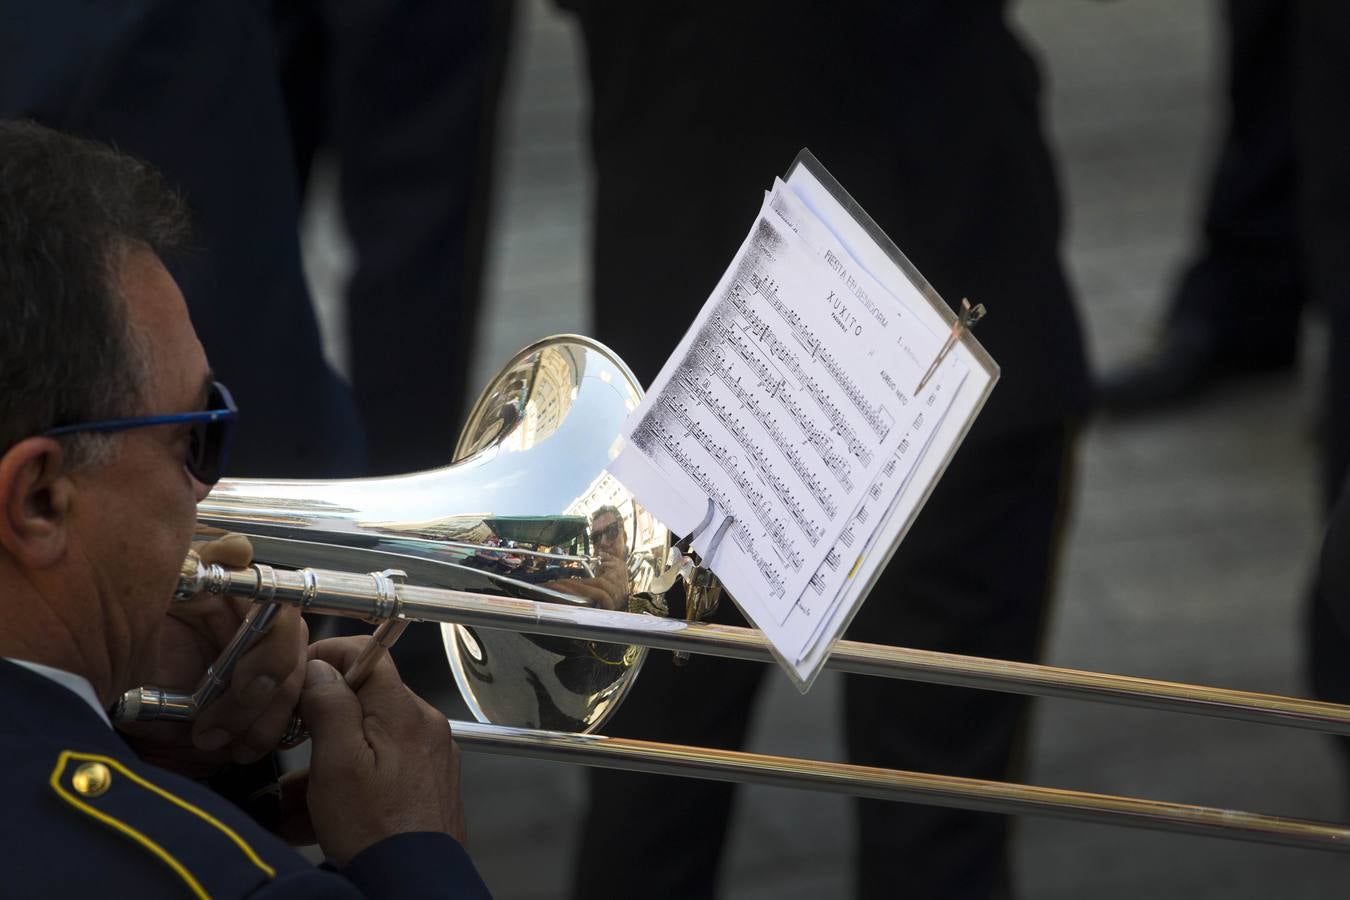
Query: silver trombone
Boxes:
[{"xmin": 116, "ymin": 335, "xmax": 1350, "ymax": 854}]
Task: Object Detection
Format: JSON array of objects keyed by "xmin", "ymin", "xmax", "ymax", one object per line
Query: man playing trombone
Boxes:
[{"xmin": 0, "ymin": 120, "xmax": 489, "ymax": 899}]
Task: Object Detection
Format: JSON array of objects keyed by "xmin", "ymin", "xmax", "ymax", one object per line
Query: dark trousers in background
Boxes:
[
  {"xmin": 1168, "ymin": 0, "xmax": 1304, "ymax": 368},
  {"xmin": 273, "ymin": 0, "xmax": 516, "ymax": 476},
  {"xmin": 1295, "ymin": 1, "xmax": 1350, "ymax": 510},
  {"xmin": 1299, "ymin": 2, "xmax": 1350, "ymax": 745},
  {"xmin": 1113, "ymin": 0, "xmax": 1350, "ymax": 503},
  {"xmin": 562, "ymin": 5, "xmax": 1090, "ymax": 894}
]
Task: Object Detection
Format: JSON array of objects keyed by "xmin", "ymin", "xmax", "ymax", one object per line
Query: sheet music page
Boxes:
[
  {"xmin": 764, "ymin": 182, "xmax": 969, "ymax": 657},
  {"xmin": 782, "ymin": 159, "xmax": 994, "ymax": 680},
  {"xmin": 609, "ymin": 175, "xmax": 972, "ymax": 682}
]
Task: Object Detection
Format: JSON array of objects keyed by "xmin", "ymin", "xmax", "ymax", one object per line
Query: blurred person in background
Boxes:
[
  {"xmin": 0, "ymin": 0, "xmax": 515, "ymax": 482},
  {"xmin": 560, "ymin": 2, "xmax": 1089, "ymax": 897},
  {"xmin": 1294, "ymin": 2, "xmax": 1350, "ymax": 773},
  {"xmin": 1098, "ymin": 1, "xmax": 1303, "ymax": 419},
  {"xmin": 1094, "ymin": 0, "xmax": 1350, "ymax": 785},
  {"xmin": 0, "ymin": 0, "xmax": 367, "ymax": 478}
]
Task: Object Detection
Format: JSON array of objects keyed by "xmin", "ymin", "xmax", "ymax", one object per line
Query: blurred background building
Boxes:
[{"xmin": 299, "ymin": 1, "xmax": 1345, "ymax": 896}]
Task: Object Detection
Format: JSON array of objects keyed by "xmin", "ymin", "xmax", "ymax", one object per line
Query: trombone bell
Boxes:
[{"xmin": 197, "ymin": 335, "xmax": 671, "ymax": 733}]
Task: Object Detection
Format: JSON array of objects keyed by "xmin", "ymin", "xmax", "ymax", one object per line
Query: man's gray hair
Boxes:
[{"xmin": 0, "ymin": 121, "xmax": 189, "ymax": 468}]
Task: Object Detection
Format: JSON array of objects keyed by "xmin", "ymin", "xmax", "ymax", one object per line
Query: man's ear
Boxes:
[{"xmin": 0, "ymin": 437, "xmax": 74, "ymax": 568}]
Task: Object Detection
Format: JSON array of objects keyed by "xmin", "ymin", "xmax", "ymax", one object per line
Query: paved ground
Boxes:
[{"xmin": 304, "ymin": 1, "xmax": 1350, "ymax": 896}]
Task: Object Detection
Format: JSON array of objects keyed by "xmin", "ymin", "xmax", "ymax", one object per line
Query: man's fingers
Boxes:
[
  {"xmin": 195, "ymin": 533, "xmax": 253, "ymax": 568},
  {"xmin": 550, "ymin": 567, "xmax": 628, "ymax": 611},
  {"xmin": 230, "ymin": 605, "xmax": 307, "ymax": 695},
  {"xmin": 226, "ymin": 605, "xmax": 307, "ymax": 707},
  {"xmin": 305, "ymin": 635, "xmax": 372, "ymax": 672},
  {"xmin": 308, "ymin": 636, "xmax": 406, "ymax": 707},
  {"xmin": 222, "ymin": 664, "xmax": 306, "ymax": 764},
  {"xmin": 309, "ymin": 636, "xmax": 413, "ymax": 723},
  {"xmin": 190, "ymin": 605, "xmax": 307, "ymax": 756},
  {"xmin": 307, "ymin": 636, "xmax": 436, "ymax": 742},
  {"xmin": 545, "ymin": 577, "xmax": 613, "ymax": 608},
  {"xmin": 296, "ymin": 659, "xmax": 366, "ymax": 760}
]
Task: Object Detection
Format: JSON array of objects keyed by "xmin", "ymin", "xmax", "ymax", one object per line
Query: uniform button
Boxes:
[{"xmin": 72, "ymin": 762, "xmax": 113, "ymax": 797}]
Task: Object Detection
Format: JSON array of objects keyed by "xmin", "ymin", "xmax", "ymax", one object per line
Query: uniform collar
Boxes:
[{"xmin": 3, "ymin": 657, "xmax": 111, "ymax": 728}]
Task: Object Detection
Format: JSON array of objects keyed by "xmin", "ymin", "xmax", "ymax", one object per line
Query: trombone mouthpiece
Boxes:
[
  {"xmin": 174, "ymin": 550, "xmax": 232, "ymax": 602},
  {"xmin": 174, "ymin": 550, "xmax": 205, "ymax": 601}
]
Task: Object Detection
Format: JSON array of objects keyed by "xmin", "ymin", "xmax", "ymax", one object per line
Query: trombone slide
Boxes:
[
  {"xmin": 115, "ymin": 555, "xmax": 1350, "ymax": 855},
  {"xmin": 453, "ymin": 720, "xmax": 1350, "ymax": 854},
  {"xmin": 164, "ymin": 555, "xmax": 1350, "ymax": 737}
]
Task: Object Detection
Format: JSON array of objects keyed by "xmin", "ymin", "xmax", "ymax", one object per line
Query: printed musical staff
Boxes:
[
  {"xmin": 727, "ymin": 286, "xmax": 874, "ymax": 467},
  {"xmin": 749, "ymin": 266, "xmax": 894, "ymax": 441},
  {"xmin": 688, "ymin": 338, "xmax": 839, "ymax": 519}
]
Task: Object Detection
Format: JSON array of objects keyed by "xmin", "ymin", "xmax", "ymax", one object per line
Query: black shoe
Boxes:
[{"xmin": 1096, "ymin": 320, "xmax": 1296, "ymax": 416}]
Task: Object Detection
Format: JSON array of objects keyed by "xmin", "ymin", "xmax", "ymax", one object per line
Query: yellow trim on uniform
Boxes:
[{"xmin": 48, "ymin": 750, "xmax": 277, "ymax": 899}]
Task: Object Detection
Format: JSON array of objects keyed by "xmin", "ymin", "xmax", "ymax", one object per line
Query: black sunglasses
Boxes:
[
  {"xmin": 43, "ymin": 381, "xmax": 238, "ymax": 485},
  {"xmin": 590, "ymin": 520, "xmax": 623, "ymax": 545}
]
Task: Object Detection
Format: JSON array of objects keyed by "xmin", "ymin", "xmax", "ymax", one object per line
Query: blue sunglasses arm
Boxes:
[{"xmin": 43, "ymin": 408, "xmax": 237, "ymax": 438}]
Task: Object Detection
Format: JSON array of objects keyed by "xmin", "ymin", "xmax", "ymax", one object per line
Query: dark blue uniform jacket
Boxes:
[{"xmin": 0, "ymin": 660, "xmax": 491, "ymax": 899}]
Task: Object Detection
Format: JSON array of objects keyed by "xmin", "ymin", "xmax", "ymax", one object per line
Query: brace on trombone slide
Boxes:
[
  {"xmin": 632, "ymin": 498, "xmax": 731, "ymax": 664},
  {"xmin": 111, "ymin": 555, "xmax": 410, "ymax": 744},
  {"xmin": 654, "ymin": 498, "xmax": 732, "ymax": 665}
]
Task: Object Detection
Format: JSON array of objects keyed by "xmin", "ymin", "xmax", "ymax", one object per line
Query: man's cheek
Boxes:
[
  {"xmin": 154, "ymin": 501, "xmax": 197, "ymax": 584},
  {"xmin": 134, "ymin": 621, "xmax": 165, "ymax": 684}
]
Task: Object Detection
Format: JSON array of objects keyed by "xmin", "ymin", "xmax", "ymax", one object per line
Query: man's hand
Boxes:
[
  {"xmin": 295, "ymin": 636, "xmax": 466, "ymax": 867},
  {"xmin": 544, "ymin": 553, "xmax": 630, "ymax": 611},
  {"xmin": 120, "ymin": 534, "xmax": 309, "ymax": 774}
]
